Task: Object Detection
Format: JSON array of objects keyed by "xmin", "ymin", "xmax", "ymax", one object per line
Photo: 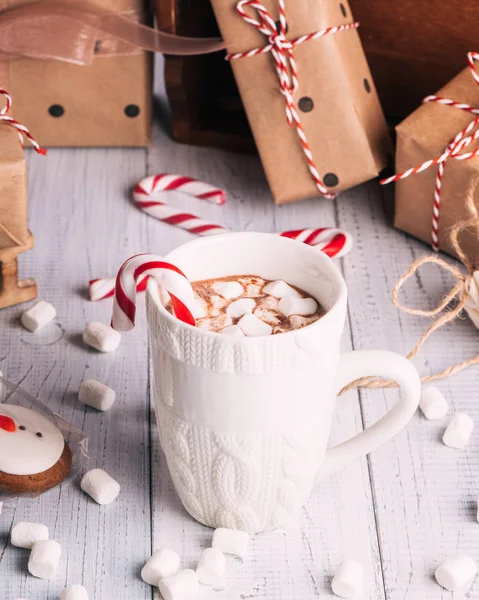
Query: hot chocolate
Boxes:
[{"xmin": 167, "ymin": 274, "xmax": 325, "ymax": 337}]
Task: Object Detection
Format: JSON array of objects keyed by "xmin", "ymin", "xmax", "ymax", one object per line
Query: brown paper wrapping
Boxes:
[
  {"xmin": 209, "ymin": 0, "xmax": 391, "ymax": 204},
  {"xmin": 395, "ymin": 68, "xmax": 479, "ymax": 266},
  {"xmin": 0, "ymin": 122, "xmax": 27, "ymax": 250},
  {"xmin": 0, "ymin": 0, "xmax": 152, "ymax": 147}
]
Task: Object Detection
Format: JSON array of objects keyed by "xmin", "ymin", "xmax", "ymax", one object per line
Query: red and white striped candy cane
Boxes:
[
  {"xmin": 133, "ymin": 174, "xmax": 228, "ymax": 236},
  {"xmin": 111, "ymin": 254, "xmax": 197, "ymax": 330},
  {"xmin": 280, "ymin": 228, "xmax": 353, "ymax": 259},
  {"xmin": 90, "ymin": 227, "xmax": 352, "ymax": 301},
  {"xmin": 89, "ymin": 274, "xmax": 148, "ymax": 301},
  {"xmin": 0, "ymin": 89, "xmax": 46, "ymax": 155},
  {"xmin": 381, "ymin": 51, "xmax": 479, "ymax": 251}
]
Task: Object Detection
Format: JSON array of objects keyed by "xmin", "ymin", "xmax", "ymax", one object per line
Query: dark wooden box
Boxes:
[
  {"xmin": 349, "ymin": 0, "xmax": 479, "ymax": 119},
  {"xmin": 157, "ymin": 0, "xmax": 254, "ymax": 152}
]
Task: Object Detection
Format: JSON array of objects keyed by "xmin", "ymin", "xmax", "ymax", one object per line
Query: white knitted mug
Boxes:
[{"xmin": 146, "ymin": 233, "xmax": 420, "ymax": 533}]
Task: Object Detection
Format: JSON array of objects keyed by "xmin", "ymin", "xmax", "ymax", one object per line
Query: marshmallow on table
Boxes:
[
  {"xmin": 278, "ymin": 296, "xmax": 318, "ymax": 317},
  {"xmin": 331, "ymin": 559, "xmax": 364, "ymax": 599},
  {"xmin": 21, "ymin": 300, "xmax": 56, "ymax": 332},
  {"xmin": 83, "ymin": 322, "xmax": 121, "ymax": 353},
  {"xmin": 158, "ymin": 569, "xmax": 199, "ymax": 600},
  {"xmin": 212, "ymin": 528, "xmax": 249, "ymax": 558},
  {"xmin": 213, "ymin": 281, "xmax": 244, "ymax": 299},
  {"xmin": 443, "ymin": 413, "xmax": 474, "ymax": 448},
  {"xmin": 28, "ymin": 539, "xmax": 62, "ymax": 579},
  {"xmin": 60, "ymin": 584, "xmax": 89, "ymax": 600},
  {"xmin": 435, "ymin": 555, "xmax": 477, "ymax": 591},
  {"xmin": 11, "ymin": 521, "xmax": 49, "ymax": 549},
  {"xmin": 419, "ymin": 386, "xmax": 448, "ymax": 420},
  {"xmin": 79, "ymin": 379, "xmax": 116, "ymax": 412},
  {"xmin": 237, "ymin": 313, "xmax": 272, "ymax": 337},
  {"xmin": 141, "ymin": 548, "xmax": 181, "ymax": 585},
  {"xmin": 196, "ymin": 547, "xmax": 226, "ymax": 586},
  {"xmin": 263, "ymin": 280, "xmax": 301, "ymax": 299},
  {"xmin": 81, "ymin": 469, "xmax": 120, "ymax": 505},
  {"xmin": 226, "ymin": 298, "xmax": 256, "ymax": 319},
  {"xmin": 219, "ymin": 325, "xmax": 245, "ymax": 337}
]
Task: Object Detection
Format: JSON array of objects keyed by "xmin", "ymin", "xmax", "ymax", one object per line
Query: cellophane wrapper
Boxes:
[{"xmin": 0, "ymin": 376, "xmax": 89, "ymax": 507}]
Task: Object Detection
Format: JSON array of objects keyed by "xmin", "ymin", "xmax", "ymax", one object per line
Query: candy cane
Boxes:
[
  {"xmin": 280, "ymin": 228, "xmax": 352, "ymax": 259},
  {"xmin": 89, "ymin": 227, "xmax": 352, "ymax": 301},
  {"xmin": 89, "ymin": 274, "xmax": 148, "ymax": 301},
  {"xmin": 133, "ymin": 174, "xmax": 229, "ymax": 236},
  {"xmin": 111, "ymin": 254, "xmax": 198, "ymax": 330}
]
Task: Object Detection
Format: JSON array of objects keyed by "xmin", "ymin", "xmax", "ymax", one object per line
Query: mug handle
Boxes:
[{"xmin": 316, "ymin": 350, "xmax": 421, "ymax": 482}]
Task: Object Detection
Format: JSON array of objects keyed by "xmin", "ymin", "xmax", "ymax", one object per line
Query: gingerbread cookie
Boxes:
[{"xmin": 0, "ymin": 405, "xmax": 72, "ymax": 494}]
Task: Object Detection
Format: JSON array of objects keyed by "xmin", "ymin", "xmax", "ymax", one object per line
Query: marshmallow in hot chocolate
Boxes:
[{"xmin": 167, "ymin": 275, "xmax": 324, "ymax": 336}]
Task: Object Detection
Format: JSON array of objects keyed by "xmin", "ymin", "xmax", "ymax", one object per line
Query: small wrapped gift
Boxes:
[
  {"xmin": 0, "ymin": 92, "xmax": 42, "ymax": 307},
  {"xmin": 209, "ymin": 0, "xmax": 391, "ymax": 204},
  {"xmin": 392, "ymin": 53, "xmax": 479, "ymax": 266},
  {"xmin": 0, "ymin": 0, "xmax": 151, "ymax": 147}
]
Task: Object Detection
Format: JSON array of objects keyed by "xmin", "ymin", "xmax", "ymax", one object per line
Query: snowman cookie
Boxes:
[{"xmin": 0, "ymin": 405, "xmax": 72, "ymax": 494}]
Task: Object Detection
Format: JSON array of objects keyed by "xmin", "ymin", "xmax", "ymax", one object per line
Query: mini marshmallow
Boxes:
[
  {"xmin": 419, "ymin": 386, "xmax": 448, "ymax": 420},
  {"xmin": 331, "ymin": 559, "xmax": 364, "ymax": 599},
  {"xmin": 80, "ymin": 468, "xmax": 120, "ymax": 505},
  {"xmin": 158, "ymin": 569, "xmax": 199, "ymax": 600},
  {"xmin": 60, "ymin": 584, "xmax": 89, "ymax": 600},
  {"xmin": 226, "ymin": 298, "xmax": 256, "ymax": 319},
  {"xmin": 197, "ymin": 315, "xmax": 233, "ymax": 332},
  {"xmin": 209, "ymin": 295, "xmax": 227, "ymax": 316},
  {"xmin": 192, "ymin": 296, "xmax": 208, "ymax": 319},
  {"xmin": 237, "ymin": 313, "xmax": 273, "ymax": 337},
  {"xmin": 79, "ymin": 379, "xmax": 116, "ymax": 412},
  {"xmin": 141, "ymin": 548, "xmax": 181, "ymax": 585},
  {"xmin": 435, "ymin": 555, "xmax": 477, "ymax": 591},
  {"xmin": 21, "ymin": 300, "xmax": 56, "ymax": 332},
  {"xmin": 263, "ymin": 280, "xmax": 301, "ymax": 299},
  {"xmin": 213, "ymin": 281, "xmax": 244, "ymax": 299},
  {"xmin": 253, "ymin": 308, "xmax": 281, "ymax": 327},
  {"xmin": 443, "ymin": 413, "xmax": 474, "ymax": 449},
  {"xmin": 219, "ymin": 325, "xmax": 245, "ymax": 337},
  {"xmin": 212, "ymin": 528, "xmax": 249, "ymax": 558},
  {"xmin": 83, "ymin": 322, "xmax": 121, "ymax": 353},
  {"xmin": 278, "ymin": 296, "xmax": 318, "ymax": 317},
  {"xmin": 196, "ymin": 547, "xmax": 226, "ymax": 586},
  {"xmin": 28, "ymin": 539, "xmax": 62, "ymax": 579},
  {"xmin": 11, "ymin": 521, "xmax": 49, "ymax": 549}
]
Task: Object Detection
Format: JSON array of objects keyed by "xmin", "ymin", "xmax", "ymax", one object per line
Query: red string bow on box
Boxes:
[
  {"xmin": 226, "ymin": 0, "xmax": 359, "ymax": 200},
  {"xmin": 381, "ymin": 52, "xmax": 479, "ymax": 251},
  {"xmin": 0, "ymin": 89, "xmax": 45, "ymax": 155}
]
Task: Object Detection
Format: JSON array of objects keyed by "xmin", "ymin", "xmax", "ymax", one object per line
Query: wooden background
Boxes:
[{"xmin": 1, "ymin": 58, "xmax": 478, "ymax": 600}]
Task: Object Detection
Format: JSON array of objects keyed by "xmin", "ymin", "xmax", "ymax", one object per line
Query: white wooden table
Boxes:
[{"xmin": 1, "ymin": 61, "xmax": 478, "ymax": 600}]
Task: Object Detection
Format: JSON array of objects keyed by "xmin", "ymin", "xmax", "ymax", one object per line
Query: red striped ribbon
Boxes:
[
  {"xmin": 381, "ymin": 52, "xmax": 479, "ymax": 252},
  {"xmin": 226, "ymin": 0, "xmax": 358, "ymax": 201},
  {"xmin": 0, "ymin": 89, "xmax": 46, "ymax": 155}
]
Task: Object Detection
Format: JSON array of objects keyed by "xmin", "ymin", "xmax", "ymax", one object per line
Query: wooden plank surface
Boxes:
[{"xmin": 0, "ymin": 61, "xmax": 478, "ymax": 600}]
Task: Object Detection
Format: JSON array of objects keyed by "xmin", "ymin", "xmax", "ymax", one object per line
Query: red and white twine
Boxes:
[
  {"xmin": 226, "ymin": 0, "xmax": 358, "ymax": 200},
  {"xmin": 0, "ymin": 89, "xmax": 46, "ymax": 155},
  {"xmin": 381, "ymin": 52, "xmax": 479, "ymax": 251}
]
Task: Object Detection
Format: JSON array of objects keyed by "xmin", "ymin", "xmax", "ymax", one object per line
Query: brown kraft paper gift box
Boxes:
[
  {"xmin": 209, "ymin": 0, "xmax": 391, "ymax": 204},
  {"xmin": 395, "ymin": 67, "xmax": 479, "ymax": 266},
  {"xmin": 0, "ymin": 0, "xmax": 152, "ymax": 147},
  {"xmin": 0, "ymin": 122, "xmax": 37, "ymax": 308}
]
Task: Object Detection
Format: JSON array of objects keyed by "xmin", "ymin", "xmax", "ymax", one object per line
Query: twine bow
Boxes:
[
  {"xmin": 341, "ymin": 181, "xmax": 479, "ymax": 394},
  {"xmin": 226, "ymin": 0, "xmax": 359, "ymax": 200},
  {"xmin": 381, "ymin": 52, "xmax": 479, "ymax": 252},
  {"xmin": 0, "ymin": 89, "xmax": 45, "ymax": 155}
]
